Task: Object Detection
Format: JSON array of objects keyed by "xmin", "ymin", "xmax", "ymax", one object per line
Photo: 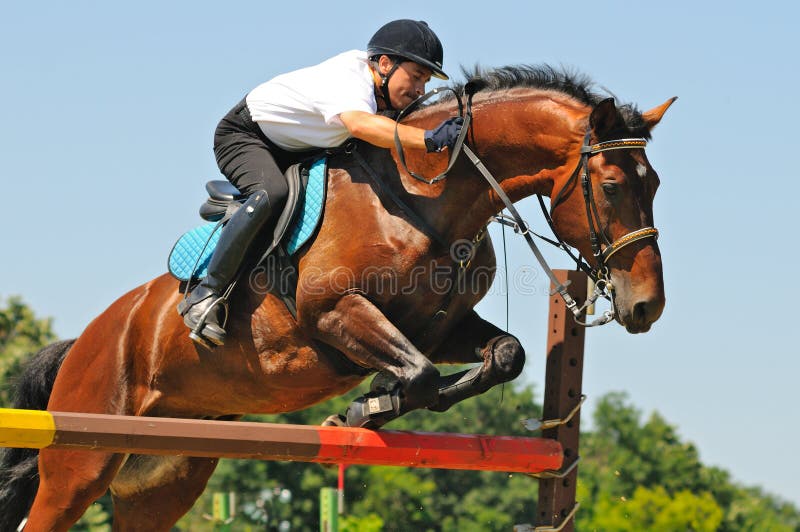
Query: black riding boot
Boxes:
[{"xmin": 178, "ymin": 190, "xmax": 272, "ymax": 347}]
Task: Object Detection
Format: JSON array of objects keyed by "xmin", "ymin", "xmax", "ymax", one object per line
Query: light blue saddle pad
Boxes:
[{"xmin": 168, "ymin": 157, "xmax": 326, "ymax": 281}]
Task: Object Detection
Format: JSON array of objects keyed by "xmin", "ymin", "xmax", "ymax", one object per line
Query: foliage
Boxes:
[
  {"xmin": 69, "ymin": 500, "xmax": 112, "ymax": 532},
  {"xmin": 340, "ymin": 512, "xmax": 384, "ymax": 532},
  {"xmin": 0, "ymin": 296, "xmax": 57, "ymax": 407},
  {"xmin": 576, "ymin": 392, "xmax": 800, "ymax": 532},
  {"xmin": 591, "ymin": 486, "xmax": 723, "ymax": 531}
]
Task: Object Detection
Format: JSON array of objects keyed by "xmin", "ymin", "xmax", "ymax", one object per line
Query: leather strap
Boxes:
[
  {"xmin": 352, "ymin": 148, "xmax": 449, "ymax": 250},
  {"xmin": 461, "ymin": 144, "xmax": 580, "ymax": 312},
  {"xmin": 393, "ymin": 87, "xmax": 471, "ymax": 185},
  {"xmin": 600, "ymin": 227, "xmax": 659, "ymax": 262}
]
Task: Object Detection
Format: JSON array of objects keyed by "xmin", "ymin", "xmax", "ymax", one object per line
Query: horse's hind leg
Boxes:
[
  {"xmin": 109, "ymin": 455, "xmax": 219, "ymax": 532},
  {"xmin": 425, "ymin": 310, "xmax": 525, "ymax": 412},
  {"xmin": 24, "ymin": 449, "xmax": 124, "ymax": 532}
]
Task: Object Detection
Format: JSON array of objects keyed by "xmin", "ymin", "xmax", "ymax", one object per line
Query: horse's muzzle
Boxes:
[{"xmin": 618, "ymin": 295, "xmax": 665, "ymax": 333}]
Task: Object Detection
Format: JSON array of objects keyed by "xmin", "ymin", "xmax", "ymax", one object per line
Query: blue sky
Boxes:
[{"xmin": 2, "ymin": 0, "xmax": 799, "ymax": 507}]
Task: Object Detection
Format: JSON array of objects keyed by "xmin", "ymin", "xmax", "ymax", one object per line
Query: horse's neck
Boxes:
[{"xmin": 408, "ymin": 92, "xmax": 587, "ymax": 243}]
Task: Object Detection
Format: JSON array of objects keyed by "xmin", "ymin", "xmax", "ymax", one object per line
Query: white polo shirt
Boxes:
[{"xmin": 246, "ymin": 50, "xmax": 377, "ymax": 151}]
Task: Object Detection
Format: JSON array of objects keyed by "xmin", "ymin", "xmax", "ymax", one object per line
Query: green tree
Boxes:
[
  {"xmin": 340, "ymin": 512, "xmax": 384, "ymax": 532},
  {"xmin": 0, "ymin": 296, "xmax": 57, "ymax": 407},
  {"xmin": 577, "ymin": 392, "xmax": 800, "ymax": 532},
  {"xmin": 592, "ymin": 485, "xmax": 723, "ymax": 531}
]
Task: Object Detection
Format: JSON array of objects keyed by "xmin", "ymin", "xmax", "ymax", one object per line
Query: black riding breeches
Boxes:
[{"xmin": 213, "ymin": 98, "xmax": 317, "ymax": 211}]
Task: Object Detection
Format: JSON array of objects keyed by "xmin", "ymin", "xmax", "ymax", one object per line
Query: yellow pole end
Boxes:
[{"xmin": 0, "ymin": 408, "xmax": 56, "ymax": 449}]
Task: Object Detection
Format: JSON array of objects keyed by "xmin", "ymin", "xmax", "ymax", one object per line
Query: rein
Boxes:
[
  {"xmin": 357, "ymin": 87, "xmax": 659, "ymax": 327},
  {"xmin": 392, "ymin": 86, "xmax": 472, "ymax": 185}
]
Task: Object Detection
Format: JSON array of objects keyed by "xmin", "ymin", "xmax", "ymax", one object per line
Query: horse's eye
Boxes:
[{"xmin": 602, "ymin": 183, "xmax": 618, "ymax": 196}]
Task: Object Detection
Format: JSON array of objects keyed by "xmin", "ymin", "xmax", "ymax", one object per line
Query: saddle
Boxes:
[{"xmin": 168, "ymin": 158, "xmax": 327, "ymax": 282}]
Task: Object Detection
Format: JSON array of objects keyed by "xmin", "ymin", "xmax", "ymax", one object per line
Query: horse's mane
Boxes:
[{"xmin": 435, "ymin": 64, "xmax": 648, "ymax": 137}]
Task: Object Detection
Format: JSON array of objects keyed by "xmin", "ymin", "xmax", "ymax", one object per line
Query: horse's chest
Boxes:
[{"xmin": 369, "ymin": 247, "xmax": 496, "ymax": 323}]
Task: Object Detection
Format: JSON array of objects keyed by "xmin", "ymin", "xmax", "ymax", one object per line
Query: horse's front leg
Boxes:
[
  {"xmin": 311, "ymin": 293, "xmax": 440, "ymax": 427},
  {"xmin": 425, "ymin": 309, "xmax": 526, "ymax": 412}
]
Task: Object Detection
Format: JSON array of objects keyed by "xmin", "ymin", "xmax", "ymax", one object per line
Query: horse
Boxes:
[{"xmin": 0, "ymin": 65, "xmax": 674, "ymax": 531}]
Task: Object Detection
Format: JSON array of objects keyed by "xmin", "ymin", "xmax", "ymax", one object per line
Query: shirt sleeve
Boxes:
[{"xmin": 314, "ymin": 61, "xmax": 377, "ymax": 125}]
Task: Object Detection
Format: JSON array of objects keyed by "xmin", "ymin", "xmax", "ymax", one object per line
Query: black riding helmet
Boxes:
[
  {"xmin": 368, "ymin": 19, "xmax": 448, "ymax": 80},
  {"xmin": 368, "ymin": 19, "xmax": 448, "ymax": 110}
]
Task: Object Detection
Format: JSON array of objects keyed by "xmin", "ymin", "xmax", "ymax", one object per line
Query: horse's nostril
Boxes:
[{"xmin": 633, "ymin": 301, "xmax": 650, "ymax": 323}]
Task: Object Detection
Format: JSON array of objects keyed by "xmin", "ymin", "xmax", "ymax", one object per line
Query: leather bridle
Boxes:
[
  {"xmin": 550, "ymin": 131, "xmax": 658, "ymax": 272},
  {"xmin": 366, "ymin": 86, "xmax": 660, "ymax": 327},
  {"xmin": 533, "ymin": 127, "xmax": 659, "ymax": 325}
]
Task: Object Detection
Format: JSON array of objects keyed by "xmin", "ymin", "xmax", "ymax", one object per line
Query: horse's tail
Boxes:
[{"xmin": 0, "ymin": 338, "xmax": 74, "ymax": 532}]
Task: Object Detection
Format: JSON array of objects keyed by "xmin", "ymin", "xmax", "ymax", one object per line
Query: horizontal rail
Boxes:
[{"xmin": 0, "ymin": 408, "xmax": 563, "ymax": 474}]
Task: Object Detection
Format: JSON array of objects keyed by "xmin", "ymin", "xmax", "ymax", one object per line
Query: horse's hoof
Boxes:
[
  {"xmin": 321, "ymin": 414, "xmax": 347, "ymax": 427},
  {"xmin": 369, "ymin": 371, "xmax": 400, "ymax": 393}
]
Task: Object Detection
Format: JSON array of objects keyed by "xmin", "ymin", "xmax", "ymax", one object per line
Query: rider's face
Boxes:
[{"xmin": 382, "ymin": 59, "xmax": 432, "ymax": 109}]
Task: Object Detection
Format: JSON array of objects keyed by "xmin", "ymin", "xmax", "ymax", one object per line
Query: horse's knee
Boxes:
[{"xmin": 486, "ymin": 335, "xmax": 525, "ymax": 382}]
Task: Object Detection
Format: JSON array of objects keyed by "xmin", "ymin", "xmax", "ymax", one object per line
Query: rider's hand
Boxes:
[{"xmin": 424, "ymin": 117, "xmax": 464, "ymax": 153}]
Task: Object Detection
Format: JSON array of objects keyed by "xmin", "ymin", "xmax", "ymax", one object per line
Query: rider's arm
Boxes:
[{"xmin": 338, "ymin": 111, "xmax": 426, "ymax": 150}]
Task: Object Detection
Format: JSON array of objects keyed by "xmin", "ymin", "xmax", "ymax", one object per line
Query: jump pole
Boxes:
[{"xmin": 0, "ymin": 408, "xmax": 563, "ymax": 474}]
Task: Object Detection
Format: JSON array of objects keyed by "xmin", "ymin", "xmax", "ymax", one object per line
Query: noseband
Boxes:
[{"xmin": 386, "ymin": 88, "xmax": 659, "ymax": 327}]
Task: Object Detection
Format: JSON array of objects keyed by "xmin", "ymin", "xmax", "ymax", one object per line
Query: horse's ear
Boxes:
[
  {"xmin": 590, "ymin": 97, "xmax": 619, "ymax": 137},
  {"xmin": 642, "ymin": 97, "xmax": 678, "ymax": 131}
]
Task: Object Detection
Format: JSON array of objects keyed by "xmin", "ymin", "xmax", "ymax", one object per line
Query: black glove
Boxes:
[{"xmin": 424, "ymin": 116, "xmax": 464, "ymax": 153}]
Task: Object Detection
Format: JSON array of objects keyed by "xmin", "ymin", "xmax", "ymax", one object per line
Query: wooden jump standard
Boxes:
[{"xmin": 0, "ymin": 408, "xmax": 563, "ymax": 474}]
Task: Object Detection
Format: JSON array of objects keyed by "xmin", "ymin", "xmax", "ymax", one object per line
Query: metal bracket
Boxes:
[
  {"xmin": 521, "ymin": 395, "xmax": 586, "ymax": 432},
  {"xmin": 526, "ymin": 457, "xmax": 580, "ymax": 480}
]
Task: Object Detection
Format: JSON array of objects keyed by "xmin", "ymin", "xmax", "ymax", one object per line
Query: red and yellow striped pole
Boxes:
[{"xmin": 0, "ymin": 408, "xmax": 562, "ymax": 474}]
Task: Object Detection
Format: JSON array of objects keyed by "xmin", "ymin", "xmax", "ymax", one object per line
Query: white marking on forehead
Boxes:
[{"xmin": 636, "ymin": 164, "xmax": 647, "ymax": 178}]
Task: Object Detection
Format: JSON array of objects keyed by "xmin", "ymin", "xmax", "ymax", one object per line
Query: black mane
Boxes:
[{"xmin": 438, "ymin": 64, "xmax": 647, "ymax": 135}]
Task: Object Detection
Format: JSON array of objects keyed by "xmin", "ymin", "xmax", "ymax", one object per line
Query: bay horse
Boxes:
[{"xmin": 0, "ymin": 65, "xmax": 674, "ymax": 531}]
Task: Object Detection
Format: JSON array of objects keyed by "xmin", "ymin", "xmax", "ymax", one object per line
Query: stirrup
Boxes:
[{"xmin": 178, "ymin": 293, "xmax": 229, "ymax": 348}]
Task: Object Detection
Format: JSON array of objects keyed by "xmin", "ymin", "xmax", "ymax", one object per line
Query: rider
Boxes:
[{"xmin": 179, "ymin": 19, "xmax": 464, "ymax": 347}]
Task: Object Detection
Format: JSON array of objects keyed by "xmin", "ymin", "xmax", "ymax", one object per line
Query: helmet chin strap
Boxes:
[{"xmin": 378, "ymin": 60, "xmax": 402, "ymax": 111}]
